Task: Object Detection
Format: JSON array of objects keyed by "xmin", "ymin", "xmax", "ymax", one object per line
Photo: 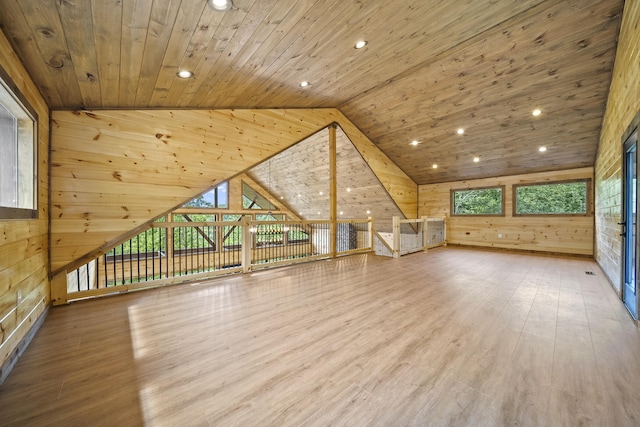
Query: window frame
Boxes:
[
  {"xmin": 450, "ymin": 185, "xmax": 505, "ymax": 217},
  {"xmin": 182, "ymin": 181, "xmax": 228, "ymax": 209},
  {"xmin": 512, "ymin": 178, "xmax": 592, "ymax": 217},
  {"xmin": 0, "ymin": 64, "xmax": 38, "ymax": 220}
]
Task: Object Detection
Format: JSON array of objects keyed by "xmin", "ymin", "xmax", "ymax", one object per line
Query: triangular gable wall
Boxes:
[
  {"xmin": 247, "ymin": 125, "xmax": 405, "ymax": 232},
  {"xmin": 50, "ymin": 109, "xmax": 417, "ymax": 274}
]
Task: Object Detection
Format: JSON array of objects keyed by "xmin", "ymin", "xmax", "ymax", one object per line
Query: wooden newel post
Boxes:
[
  {"xmin": 422, "ymin": 216, "xmax": 429, "ymax": 253},
  {"xmin": 329, "ymin": 124, "xmax": 337, "ymax": 258},
  {"xmin": 242, "ymin": 215, "xmax": 252, "ymax": 273},
  {"xmin": 167, "ymin": 213, "xmax": 174, "ymax": 277},
  {"xmin": 392, "ymin": 216, "xmax": 400, "ymax": 258},
  {"xmin": 51, "ymin": 270, "xmax": 68, "ymax": 306}
]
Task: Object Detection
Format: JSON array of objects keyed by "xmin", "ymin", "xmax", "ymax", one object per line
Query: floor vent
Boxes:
[{"xmin": 585, "ymin": 271, "xmax": 595, "ymax": 275}]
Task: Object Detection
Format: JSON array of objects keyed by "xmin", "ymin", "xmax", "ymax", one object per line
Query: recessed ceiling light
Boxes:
[
  {"xmin": 177, "ymin": 70, "xmax": 193, "ymax": 78},
  {"xmin": 297, "ymin": 194, "xmax": 301, "ymax": 197},
  {"xmin": 208, "ymin": 0, "xmax": 232, "ymax": 11},
  {"xmin": 366, "ymin": 210, "xmax": 371, "ymax": 215},
  {"xmin": 457, "ymin": 128, "xmax": 464, "ymax": 135},
  {"xmin": 473, "ymin": 157, "xmax": 480, "ymax": 162},
  {"xmin": 532, "ymin": 108, "xmax": 542, "ymax": 116},
  {"xmin": 432, "ymin": 164, "xmax": 438, "ymax": 169},
  {"xmin": 411, "ymin": 140, "xmax": 419, "ymax": 146},
  {"xmin": 319, "ymin": 191, "xmax": 323, "ymax": 195},
  {"xmin": 539, "ymin": 146, "xmax": 547, "ymax": 152},
  {"xmin": 299, "ymin": 81, "xmax": 310, "ymax": 88},
  {"xmin": 347, "ymin": 188, "xmax": 351, "ymax": 192},
  {"xmin": 355, "ymin": 40, "xmax": 367, "ymax": 49},
  {"xmin": 339, "ymin": 211, "xmax": 344, "ymax": 215}
]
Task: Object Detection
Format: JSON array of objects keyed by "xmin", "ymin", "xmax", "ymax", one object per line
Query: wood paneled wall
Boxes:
[
  {"xmin": 50, "ymin": 109, "xmax": 417, "ymax": 274},
  {"xmin": 246, "ymin": 126, "xmax": 407, "ymax": 233},
  {"xmin": 332, "ymin": 110, "xmax": 418, "ymax": 220},
  {"xmin": 50, "ymin": 109, "xmax": 333, "ymax": 273},
  {"xmin": 594, "ymin": 1, "xmax": 640, "ymax": 293},
  {"xmin": 419, "ymin": 168, "xmax": 594, "ymax": 256},
  {"xmin": 0, "ymin": 31, "xmax": 50, "ymax": 372},
  {"xmin": 226, "ymin": 173, "xmax": 302, "ymax": 220}
]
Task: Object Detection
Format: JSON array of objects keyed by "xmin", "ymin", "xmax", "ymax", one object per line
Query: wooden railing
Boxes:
[
  {"xmin": 63, "ymin": 217, "xmax": 373, "ymax": 302},
  {"xmin": 374, "ymin": 216, "xmax": 446, "ymax": 258}
]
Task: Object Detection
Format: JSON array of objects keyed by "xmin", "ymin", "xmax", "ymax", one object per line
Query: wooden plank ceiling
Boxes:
[{"xmin": 0, "ymin": 0, "xmax": 623, "ymax": 184}]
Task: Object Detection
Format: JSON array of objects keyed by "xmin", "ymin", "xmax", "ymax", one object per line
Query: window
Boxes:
[
  {"xmin": 183, "ymin": 181, "xmax": 228, "ymax": 208},
  {"xmin": 451, "ymin": 186, "xmax": 504, "ymax": 216},
  {"xmin": 242, "ymin": 182, "xmax": 276, "ymax": 210},
  {"xmin": 0, "ymin": 66, "xmax": 37, "ymax": 219},
  {"xmin": 514, "ymin": 180, "xmax": 590, "ymax": 215}
]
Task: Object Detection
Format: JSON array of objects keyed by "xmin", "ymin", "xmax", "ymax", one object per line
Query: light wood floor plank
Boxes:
[{"xmin": 1, "ymin": 247, "xmax": 639, "ymax": 426}]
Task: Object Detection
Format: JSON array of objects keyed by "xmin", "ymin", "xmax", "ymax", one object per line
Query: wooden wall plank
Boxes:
[
  {"xmin": 118, "ymin": 0, "xmax": 153, "ymax": 106},
  {"xmin": 419, "ymin": 167, "xmax": 594, "ymax": 255},
  {"xmin": 50, "ymin": 108, "xmax": 338, "ymax": 273},
  {"xmin": 133, "ymin": 0, "xmax": 182, "ymax": 106},
  {"xmin": 0, "ymin": 0, "xmax": 76, "ymax": 107},
  {"xmin": 54, "ymin": 0, "xmax": 102, "ymax": 107},
  {"xmin": 245, "ymin": 124, "xmax": 406, "ymax": 233},
  {"xmin": 147, "ymin": 0, "xmax": 208, "ymax": 106},
  {"xmin": 331, "ymin": 110, "xmax": 418, "ymax": 220},
  {"xmin": 594, "ymin": 0, "xmax": 640, "ymax": 292},
  {"xmin": 340, "ymin": 0, "xmax": 621, "ymax": 184},
  {"xmin": 0, "ymin": 30, "xmax": 50, "ymax": 369},
  {"xmin": 50, "ymin": 108, "xmax": 418, "ymax": 273},
  {"xmin": 91, "ymin": 0, "xmax": 123, "ymax": 108}
]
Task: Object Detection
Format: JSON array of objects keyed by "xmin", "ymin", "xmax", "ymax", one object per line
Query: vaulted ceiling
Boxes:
[{"xmin": 0, "ymin": 0, "xmax": 623, "ymax": 184}]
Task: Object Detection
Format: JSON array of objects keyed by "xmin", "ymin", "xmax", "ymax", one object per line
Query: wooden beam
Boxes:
[{"xmin": 329, "ymin": 124, "xmax": 337, "ymax": 258}]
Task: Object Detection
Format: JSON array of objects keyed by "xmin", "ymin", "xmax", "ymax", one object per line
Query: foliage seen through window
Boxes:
[
  {"xmin": 452, "ymin": 187, "xmax": 503, "ymax": 215},
  {"xmin": 515, "ymin": 181, "xmax": 588, "ymax": 215}
]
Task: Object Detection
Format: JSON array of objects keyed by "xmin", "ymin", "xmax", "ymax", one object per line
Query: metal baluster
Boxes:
[
  {"xmin": 112, "ymin": 248, "xmax": 118, "ymax": 286},
  {"xmin": 137, "ymin": 231, "xmax": 141, "ymax": 282},
  {"xmin": 157, "ymin": 228, "xmax": 162, "ymax": 279},
  {"xmin": 173, "ymin": 226, "xmax": 177, "ymax": 276},
  {"xmin": 160, "ymin": 228, "xmax": 169, "ymax": 278},
  {"xmin": 151, "ymin": 228, "xmax": 156, "ymax": 279},
  {"xmin": 128, "ymin": 239, "xmax": 133, "ymax": 284},
  {"xmin": 189, "ymin": 226, "xmax": 193, "ymax": 274}
]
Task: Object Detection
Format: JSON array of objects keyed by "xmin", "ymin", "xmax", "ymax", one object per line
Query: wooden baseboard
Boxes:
[
  {"xmin": 444, "ymin": 243, "xmax": 594, "ymax": 259},
  {"xmin": 0, "ymin": 306, "xmax": 49, "ymax": 385}
]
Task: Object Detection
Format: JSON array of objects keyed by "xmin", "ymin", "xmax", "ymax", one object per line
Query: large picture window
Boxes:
[
  {"xmin": 0, "ymin": 66, "xmax": 37, "ymax": 219},
  {"xmin": 514, "ymin": 180, "xmax": 590, "ymax": 215},
  {"xmin": 451, "ymin": 186, "xmax": 504, "ymax": 216}
]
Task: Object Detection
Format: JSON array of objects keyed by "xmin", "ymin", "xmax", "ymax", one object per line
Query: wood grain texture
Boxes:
[
  {"xmin": 50, "ymin": 108, "xmax": 417, "ymax": 274},
  {"xmin": 0, "ymin": 0, "xmax": 623, "ymax": 185},
  {"xmin": 340, "ymin": 0, "xmax": 622, "ymax": 185},
  {"xmin": 1, "ymin": 248, "xmax": 638, "ymax": 426},
  {"xmin": 49, "ymin": 108, "xmax": 334, "ymax": 273},
  {"xmin": 418, "ymin": 167, "xmax": 594, "ymax": 255},
  {"xmin": 594, "ymin": 0, "xmax": 640, "ymax": 292},
  {"xmin": 0, "ymin": 31, "xmax": 50, "ymax": 368},
  {"xmin": 247, "ymin": 126, "xmax": 407, "ymax": 233}
]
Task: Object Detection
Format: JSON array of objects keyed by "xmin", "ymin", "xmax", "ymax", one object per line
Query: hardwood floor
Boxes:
[{"xmin": 1, "ymin": 247, "xmax": 639, "ymax": 426}]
